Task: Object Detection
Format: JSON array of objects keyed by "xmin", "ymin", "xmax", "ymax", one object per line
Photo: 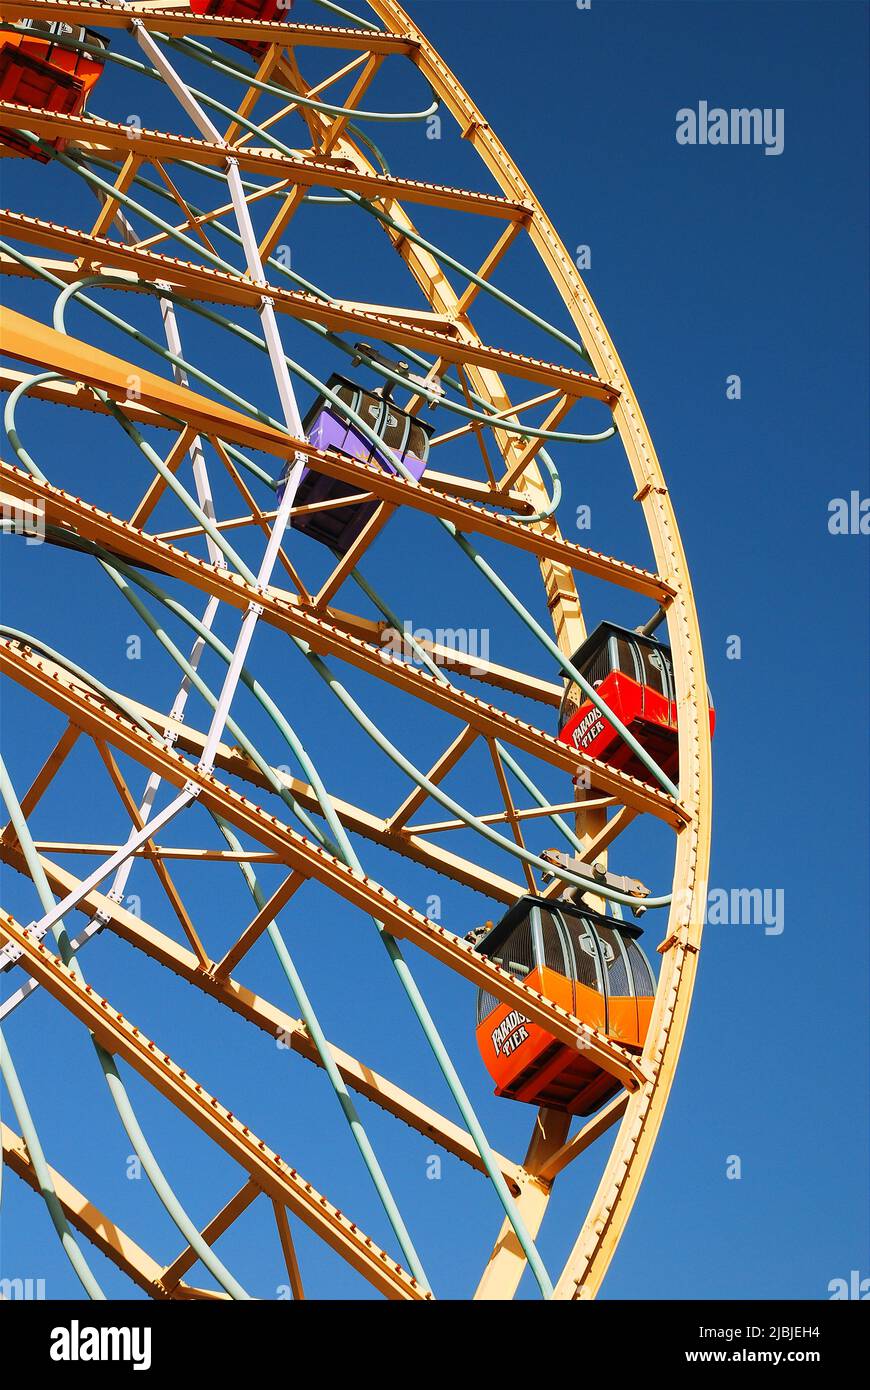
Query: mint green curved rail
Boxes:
[
  {"xmin": 0, "ymin": 749, "xmax": 251, "ymax": 1300},
  {"xmin": 0, "ymin": 1020, "xmax": 105, "ymax": 1298}
]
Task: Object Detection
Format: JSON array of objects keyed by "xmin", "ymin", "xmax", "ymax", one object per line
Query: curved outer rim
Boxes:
[{"xmin": 365, "ymin": 0, "xmax": 713, "ymax": 1299}]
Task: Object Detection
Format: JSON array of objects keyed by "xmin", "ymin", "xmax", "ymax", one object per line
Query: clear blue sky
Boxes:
[{"xmin": 1, "ymin": 0, "xmax": 867, "ymax": 1300}]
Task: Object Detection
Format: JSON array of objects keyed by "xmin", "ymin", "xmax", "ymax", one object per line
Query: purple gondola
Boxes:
[{"xmin": 279, "ymin": 374, "xmax": 433, "ymax": 555}]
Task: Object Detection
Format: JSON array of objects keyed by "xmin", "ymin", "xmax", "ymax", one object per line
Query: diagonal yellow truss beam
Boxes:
[
  {"xmin": 0, "ymin": 215, "xmax": 619, "ymax": 401},
  {"xmin": 1, "ymin": 1122, "xmax": 229, "ymax": 1299},
  {"xmin": 0, "ymin": 2, "xmax": 418, "ymax": 54},
  {"xmin": 0, "ymin": 102, "xmax": 531, "ymax": 220},
  {"xmin": 0, "ymin": 910, "xmax": 429, "ymax": 1300}
]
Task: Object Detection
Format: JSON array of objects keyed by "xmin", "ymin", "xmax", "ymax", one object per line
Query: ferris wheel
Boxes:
[{"xmin": 0, "ymin": 0, "xmax": 713, "ymax": 1301}]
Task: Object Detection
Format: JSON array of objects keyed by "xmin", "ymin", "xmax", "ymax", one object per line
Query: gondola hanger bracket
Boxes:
[{"xmin": 540, "ymin": 848, "xmax": 649, "ymax": 903}]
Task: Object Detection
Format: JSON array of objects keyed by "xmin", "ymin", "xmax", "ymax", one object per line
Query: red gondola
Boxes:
[
  {"xmin": 557, "ymin": 621, "xmax": 716, "ymax": 786},
  {"xmin": 189, "ymin": 2, "xmax": 292, "ymax": 58},
  {"xmin": 470, "ymin": 895, "xmax": 655, "ymax": 1115},
  {"xmin": 0, "ymin": 21, "xmax": 107, "ymax": 162}
]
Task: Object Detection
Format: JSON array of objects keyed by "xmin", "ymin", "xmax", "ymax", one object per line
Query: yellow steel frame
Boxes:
[{"xmin": 0, "ymin": 0, "xmax": 712, "ymax": 1300}]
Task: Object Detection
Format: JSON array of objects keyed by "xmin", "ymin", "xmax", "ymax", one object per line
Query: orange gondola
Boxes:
[
  {"xmin": 470, "ymin": 895, "xmax": 655, "ymax": 1115},
  {"xmin": 0, "ymin": 20, "xmax": 107, "ymax": 162}
]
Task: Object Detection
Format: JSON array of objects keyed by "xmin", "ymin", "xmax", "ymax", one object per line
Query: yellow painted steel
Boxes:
[{"xmin": 0, "ymin": 0, "xmax": 712, "ymax": 1299}]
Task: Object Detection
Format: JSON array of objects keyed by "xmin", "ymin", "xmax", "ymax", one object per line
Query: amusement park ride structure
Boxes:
[{"xmin": 0, "ymin": 1, "xmax": 713, "ymax": 1300}]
